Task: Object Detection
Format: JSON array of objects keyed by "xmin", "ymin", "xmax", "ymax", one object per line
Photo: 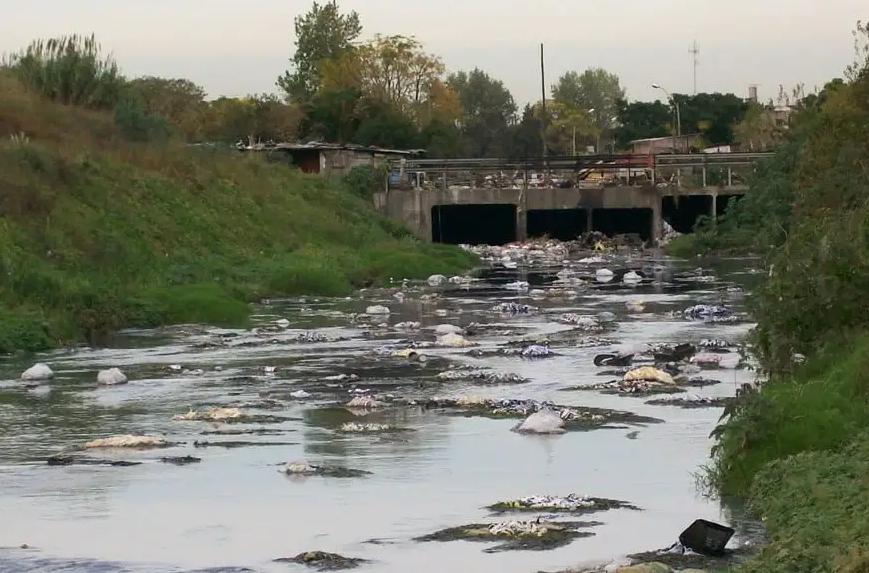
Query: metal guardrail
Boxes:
[{"xmin": 387, "ymin": 152, "xmax": 775, "ymax": 191}]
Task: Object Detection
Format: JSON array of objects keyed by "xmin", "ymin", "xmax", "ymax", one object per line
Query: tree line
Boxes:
[{"xmin": 2, "ymin": 2, "xmax": 793, "ymax": 156}]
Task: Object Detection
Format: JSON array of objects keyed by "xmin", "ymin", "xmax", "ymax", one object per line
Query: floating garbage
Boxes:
[
  {"xmin": 416, "ymin": 518, "xmax": 591, "ymax": 552},
  {"xmin": 513, "ymin": 408, "xmax": 565, "ymax": 434},
  {"xmin": 578, "ymin": 255, "xmax": 607, "ymax": 264},
  {"xmin": 434, "ymin": 324, "xmax": 464, "ymax": 335},
  {"xmin": 624, "ymin": 367, "xmax": 675, "ymax": 385},
  {"xmin": 504, "ymin": 280, "xmax": 530, "ymax": 291},
  {"xmin": 625, "ymin": 301, "xmax": 646, "ymax": 312},
  {"xmin": 594, "ymin": 353, "xmax": 634, "ymax": 367},
  {"xmin": 290, "ymin": 390, "xmax": 312, "ymax": 399},
  {"xmin": 683, "ymin": 304, "xmax": 734, "ymax": 322},
  {"xmin": 173, "ymin": 407, "xmax": 243, "ymax": 422},
  {"xmin": 678, "ymin": 519, "xmax": 735, "ymax": 556},
  {"xmin": 427, "ymin": 274, "xmax": 447, "ymax": 286},
  {"xmin": 395, "ymin": 321, "xmax": 421, "ymax": 330},
  {"xmin": 653, "ymin": 343, "xmax": 696, "ymax": 363},
  {"xmin": 623, "ymin": 271, "xmax": 643, "ymax": 284},
  {"xmin": 691, "ymin": 353, "xmax": 723, "ymax": 368},
  {"xmin": 293, "ymin": 332, "xmax": 331, "ymax": 343},
  {"xmin": 275, "ymin": 318, "xmax": 291, "ymax": 329},
  {"xmin": 96, "ymin": 368, "xmax": 127, "ymax": 385},
  {"xmin": 84, "ymin": 435, "xmax": 168, "ymax": 449},
  {"xmin": 365, "ymin": 305, "xmax": 390, "ymax": 315},
  {"xmin": 346, "ymin": 395, "xmax": 383, "ymax": 409},
  {"xmin": 437, "ymin": 370, "xmax": 528, "ymax": 384},
  {"xmin": 596, "ymin": 268, "xmax": 615, "ymax": 283},
  {"xmin": 436, "ymin": 333, "xmax": 475, "ymax": 347},
  {"xmin": 520, "ymin": 344, "xmax": 553, "ymax": 358},
  {"xmin": 558, "ymin": 314, "xmax": 601, "ymax": 330},
  {"xmin": 282, "ymin": 460, "xmax": 371, "ymax": 478},
  {"xmin": 699, "ymin": 338, "xmax": 730, "ymax": 349},
  {"xmin": 494, "ymin": 302, "xmax": 535, "ymax": 314},
  {"xmin": 338, "ymin": 422, "xmax": 394, "ymax": 433},
  {"xmin": 21, "ymin": 363, "xmax": 53, "ymax": 381},
  {"xmin": 275, "ymin": 551, "xmax": 368, "ymax": 570},
  {"xmin": 448, "ymin": 275, "xmax": 471, "ymax": 285},
  {"xmin": 488, "ymin": 494, "xmax": 637, "ymax": 513}
]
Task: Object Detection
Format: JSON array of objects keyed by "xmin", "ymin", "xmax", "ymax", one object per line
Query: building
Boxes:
[
  {"xmin": 239, "ymin": 141, "xmax": 424, "ymax": 177},
  {"xmin": 630, "ymin": 134, "xmax": 705, "ymax": 155}
]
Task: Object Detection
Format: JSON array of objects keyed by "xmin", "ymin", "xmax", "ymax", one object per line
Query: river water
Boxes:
[{"xmin": 0, "ymin": 245, "xmax": 762, "ymax": 573}]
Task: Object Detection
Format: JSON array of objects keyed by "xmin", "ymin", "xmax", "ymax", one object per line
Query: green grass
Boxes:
[
  {"xmin": 0, "ymin": 71, "xmax": 475, "ymax": 351},
  {"xmin": 736, "ymin": 436, "xmax": 869, "ymax": 573},
  {"xmin": 711, "ymin": 336, "xmax": 869, "ymax": 496}
]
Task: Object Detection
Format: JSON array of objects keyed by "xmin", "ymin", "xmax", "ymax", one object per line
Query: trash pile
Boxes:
[
  {"xmin": 462, "ymin": 240, "xmax": 573, "ymax": 268},
  {"xmin": 557, "ymin": 314, "xmax": 603, "ymax": 331},
  {"xmin": 282, "ymin": 460, "xmax": 371, "ymax": 478},
  {"xmin": 520, "ymin": 344, "xmax": 554, "ymax": 358},
  {"xmin": 513, "ymin": 408, "xmax": 565, "ymax": 434},
  {"xmin": 173, "ymin": 407, "xmax": 243, "ymax": 422},
  {"xmin": 488, "ymin": 494, "xmax": 637, "ymax": 514},
  {"xmin": 682, "ymin": 304, "xmax": 736, "ymax": 322},
  {"xmin": 338, "ymin": 422, "xmax": 394, "ymax": 433},
  {"xmin": 84, "ymin": 435, "xmax": 168, "ymax": 449},
  {"xmin": 415, "ymin": 518, "xmax": 591, "ymax": 552},
  {"xmin": 436, "ymin": 369, "xmax": 528, "ymax": 384},
  {"xmin": 493, "ymin": 302, "xmax": 536, "ymax": 314}
]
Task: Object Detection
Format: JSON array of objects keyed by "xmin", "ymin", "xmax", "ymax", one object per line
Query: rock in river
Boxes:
[{"xmin": 365, "ymin": 305, "xmax": 390, "ymax": 315}]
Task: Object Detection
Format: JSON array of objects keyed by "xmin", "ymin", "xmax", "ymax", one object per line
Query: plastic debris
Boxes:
[
  {"xmin": 436, "ymin": 333, "xmax": 476, "ymax": 347},
  {"xmin": 520, "ymin": 344, "xmax": 553, "ymax": 358},
  {"xmin": 21, "ymin": 363, "xmax": 53, "ymax": 381},
  {"xmin": 173, "ymin": 407, "xmax": 242, "ymax": 422},
  {"xmin": 595, "ymin": 268, "xmax": 615, "ymax": 283},
  {"xmin": 84, "ymin": 435, "xmax": 167, "ymax": 449},
  {"xmin": 290, "ymin": 390, "xmax": 311, "ymax": 399},
  {"xmin": 504, "ymin": 280, "xmax": 530, "ymax": 291},
  {"xmin": 434, "ymin": 324, "xmax": 464, "ymax": 335},
  {"xmin": 513, "ymin": 408, "xmax": 565, "ymax": 434},
  {"xmin": 494, "ymin": 302, "xmax": 535, "ymax": 314},
  {"xmin": 96, "ymin": 368, "xmax": 127, "ymax": 385},
  {"xmin": 346, "ymin": 395, "xmax": 383, "ymax": 409},
  {"xmin": 365, "ymin": 305, "xmax": 391, "ymax": 315},
  {"xmin": 339, "ymin": 422, "xmax": 392, "ymax": 432},
  {"xmin": 427, "ymin": 274, "xmax": 447, "ymax": 286},
  {"xmin": 624, "ymin": 367, "xmax": 675, "ymax": 385}
]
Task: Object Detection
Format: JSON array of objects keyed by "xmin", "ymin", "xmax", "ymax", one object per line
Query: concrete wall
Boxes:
[{"xmin": 374, "ymin": 186, "xmax": 665, "ymax": 243}]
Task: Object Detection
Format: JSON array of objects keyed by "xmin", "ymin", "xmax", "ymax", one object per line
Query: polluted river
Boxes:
[{"xmin": 0, "ymin": 240, "xmax": 765, "ymax": 573}]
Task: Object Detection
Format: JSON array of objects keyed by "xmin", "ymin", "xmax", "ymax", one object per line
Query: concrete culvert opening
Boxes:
[
  {"xmin": 662, "ymin": 195, "xmax": 713, "ymax": 233},
  {"xmin": 592, "ymin": 208, "xmax": 653, "ymax": 241},
  {"xmin": 716, "ymin": 194, "xmax": 743, "ymax": 217},
  {"xmin": 431, "ymin": 204, "xmax": 517, "ymax": 245},
  {"xmin": 527, "ymin": 209, "xmax": 588, "ymax": 240}
]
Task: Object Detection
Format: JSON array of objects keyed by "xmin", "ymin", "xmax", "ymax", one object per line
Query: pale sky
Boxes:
[{"xmin": 2, "ymin": 0, "xmax": 865, "ymax": 104}]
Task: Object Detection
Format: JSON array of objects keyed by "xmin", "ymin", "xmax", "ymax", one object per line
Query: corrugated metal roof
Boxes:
[{"xmin": 239, "ymin": 141, "xmax": 425, "ymax": 155}]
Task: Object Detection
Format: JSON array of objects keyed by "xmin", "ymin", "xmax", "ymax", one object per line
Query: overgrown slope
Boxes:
[{"xmin": 0, "ymin": 73, "xmax": 474, "ymax": 352}]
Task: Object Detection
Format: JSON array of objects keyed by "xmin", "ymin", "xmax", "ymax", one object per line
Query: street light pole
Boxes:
[{"xmin": 652, "ymin": 84, "xmax": 681, "ymax": 152}]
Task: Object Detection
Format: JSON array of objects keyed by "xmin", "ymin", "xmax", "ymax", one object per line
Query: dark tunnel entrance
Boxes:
[
  {"xmin": 716, "ymin": 194, "xmax": 743, "ymax": 217},
  {"xmin": 431, "ymin": 204, "xmax": 517, "ymax": 244},
  {"xmin": 592, "ymin": 208, "xmax": 653, "ymax": 241},
  {"xmin": 662, "ymin": 195, "xmax": 713, "ymax": 233},
  {"xmin": 527, "ymin": 209, "xmax": 588, "ymax": 240}
]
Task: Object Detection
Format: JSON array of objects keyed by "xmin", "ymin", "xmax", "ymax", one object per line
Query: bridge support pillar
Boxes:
[
  {"xmin": 515, "ymin": 192, "xmax": 528, "ymax": 242},
  {"xmin": 710, "ymin": 191, "xmax": 718, "ymax": 222}
]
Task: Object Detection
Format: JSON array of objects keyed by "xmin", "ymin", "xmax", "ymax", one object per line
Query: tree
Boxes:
[
  {"xmin": 202, "ymin": 96, "xmax": 302, "ymax": 143},
  {"xmin": 613, "ymin": 99, "xmax": 671, "ymax": 150},
  {"xmin": 552, "ymin": 68, "xmax": 624, "ymax": 151},
  {"xmin": 733, "ymin": 102, "xmax": 783, "ymax": 151},
  {"xmin": 276, "ymin": 1, "xmax": 361, "ymax": 102},
  {"xmin": 506, "ymin": 104, "xmax": 543, "ymax": 158},
  {"xmin": 127, "ymin": 77, "xmax": 206, "ymax": 140},
  {"xmin": 447, "ymin": 68, "xmax": 517, "ymax": 157},
  {"xmin": 672, "ymin": 92, "xmax": 747, "ymax": 145}
]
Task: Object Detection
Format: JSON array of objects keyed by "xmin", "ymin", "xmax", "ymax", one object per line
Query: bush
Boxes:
[
  {"xmin": 114, "ymin": 95, "xmax": 169, "ymax": 142},
  {"xmin": 6, "ymin": 34, "xmax": 124, "ymax": 109},
  {"xmin": 711, "ymin": 336, "xmax": 869, "ymax": 496},
  {"xmin": 0, "ymin": 310, "xmax": 53, "ymax": 353},
  {"xmin": 343, "ymin": 164, "xmax": 386, "ymax": 198},
  {"xmin": 265, "ymin": 256, "xmax": 352, "ymax": 297},
  {"xmin": 133, "ymin": 284, "xmax": 250, "ymax": 327}
]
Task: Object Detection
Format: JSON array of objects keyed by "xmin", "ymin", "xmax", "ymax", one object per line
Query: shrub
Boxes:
[{"xmin": 6, "ymin": 34, "xmax": 124, "ymax": 109}]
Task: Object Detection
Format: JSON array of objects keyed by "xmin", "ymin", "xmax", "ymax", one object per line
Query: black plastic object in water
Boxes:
[{"xmin": 679, "ymin": 519, "xmax": 735, "ymax": 556}]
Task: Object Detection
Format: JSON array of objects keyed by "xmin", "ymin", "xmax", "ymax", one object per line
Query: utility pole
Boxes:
[
  {"xmin": 540, "ymin": 43, "xmax": 547, "ymax": 160},
  {"xmin": 690, "ymin": 41, "xmax": 699, "ymax": 95}
]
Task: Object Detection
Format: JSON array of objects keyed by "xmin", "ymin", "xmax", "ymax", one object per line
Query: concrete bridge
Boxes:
[{"xmin": 373, "ymin": 153, "xmax": 772, "ymax": 244}]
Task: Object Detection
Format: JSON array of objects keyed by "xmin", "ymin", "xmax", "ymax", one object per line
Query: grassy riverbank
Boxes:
[
  {"xmin": 691, "ymin": 29, "xmax": 869, "ymax": 572},
  {"xmin": 0, "ymin": 72, "xmax": 474, "ymax": 352}
]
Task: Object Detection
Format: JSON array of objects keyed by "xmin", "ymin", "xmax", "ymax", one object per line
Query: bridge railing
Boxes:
[{"xmin": 386, "ymin": 152, "xmax": 774, "ymax": 192}]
